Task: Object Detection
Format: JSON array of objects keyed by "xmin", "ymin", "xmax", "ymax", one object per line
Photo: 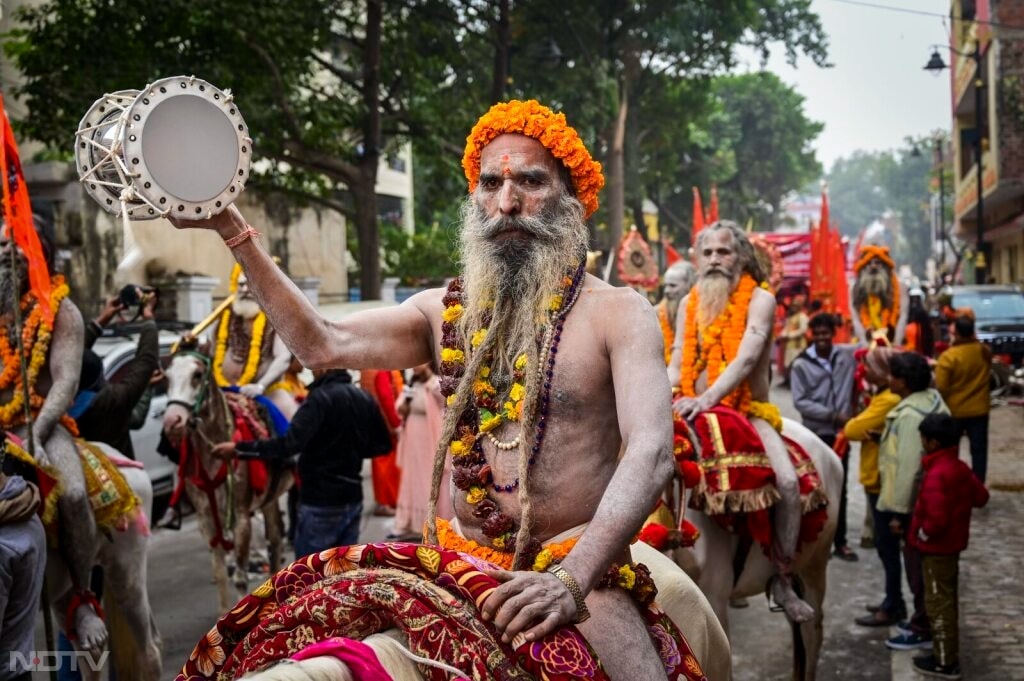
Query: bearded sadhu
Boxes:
[
  {"xmin": 656, "ymin": 261, "xmax": 697, "ymax": 365},
  {"xmin": 850, "ymin": 244, "xmax": 908, "ymax": 346},
  {"xmin": 209, "ymin": 264, "xmax": 299, "ymax": 420},
  {"xmin": 171, "ymin": 100, "xmax": 722, "ymax": 679}
]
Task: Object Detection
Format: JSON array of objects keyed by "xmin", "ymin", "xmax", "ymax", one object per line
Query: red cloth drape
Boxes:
[{"xmin": 362, "ymin": 369, "xmax": 402, "ymax": 507}]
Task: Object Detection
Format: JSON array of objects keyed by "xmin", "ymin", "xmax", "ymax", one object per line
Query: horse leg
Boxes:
[
  {"xmin": 793, "ymin": 549, "xmax": 829, "ymax": 681},
  {"xmin": 233, "ymin": 508, "xmax": 253, "ymax": 595},
  {"xmin": 102, "ymin": 537, "xmax": 163, "ymax": 681},
  {"xmin": 188, "ymin": 486, "xmax": 233, "ymax": 611},
  {"xmin": 262, "ymin": 498, "xmax": 285, "ymax": 572}
]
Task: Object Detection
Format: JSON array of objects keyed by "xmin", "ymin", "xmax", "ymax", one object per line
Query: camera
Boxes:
[{"xmin": 118, "ymin": 284, "xmax": 155, "ymax": 308}]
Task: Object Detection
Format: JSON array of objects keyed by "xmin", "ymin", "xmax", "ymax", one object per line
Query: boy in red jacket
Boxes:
[{"xmin": 910, "ymin": 413, "xmax": 989, "ymax": 680}]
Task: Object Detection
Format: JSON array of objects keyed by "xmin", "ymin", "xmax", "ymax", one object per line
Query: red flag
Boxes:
[
  {"xmin": 0, "ymin": 95, "xmax": 52, "ymax": 323},
  {"xmin": 691, "ymin": 187, "xmax": 705, "ymax": 247},
  {"xmin": 707, "ymin": 184, "xmax": 719, "ymax": 224},
  {"xmin": 663, "ymin": 241, "xmax": 682, "ymax": 266}
]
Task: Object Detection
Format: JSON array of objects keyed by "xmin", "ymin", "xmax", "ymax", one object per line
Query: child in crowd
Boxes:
[{"xmin": 909, "ymin": 413, "xmax": 989, "ymax": 680}]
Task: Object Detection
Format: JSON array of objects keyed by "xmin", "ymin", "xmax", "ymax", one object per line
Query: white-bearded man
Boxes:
[
  {"xmin": 208, "ymin": 268, "xmax": 298, "ymax": 420},
  {"xmin": 656, "ymin": 261, "xmax": 697, "ymax": 365},
  {"xmin": 0, "ymin": 227, "xmax": 108, "ymax": 650},
  {"xmin": 668, "ymin": 220, "xmax": 815, "ymax": 623},
  {"xmin": 173, "ymin": 100, "xmax": 701, "ymax": 680}
]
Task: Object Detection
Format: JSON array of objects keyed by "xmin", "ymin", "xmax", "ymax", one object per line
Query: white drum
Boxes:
[{"xmin": 75, "ymin": 75, "xmax": 251, "ymax": 221}]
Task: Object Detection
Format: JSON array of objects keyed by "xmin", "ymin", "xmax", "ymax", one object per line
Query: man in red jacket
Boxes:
[{"xmin": 909, "ymin": 413, "xmax": 989, "ymax": 680}]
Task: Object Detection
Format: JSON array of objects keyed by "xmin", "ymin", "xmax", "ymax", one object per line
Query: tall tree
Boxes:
[{"xmin": 4, "ymin": 0, "xmax": 462, "ymax": 299}]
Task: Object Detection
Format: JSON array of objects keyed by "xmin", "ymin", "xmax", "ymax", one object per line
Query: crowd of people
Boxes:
[{"xmin": 778, "ymin": 290, "xmax": 993, "ymax": 679}]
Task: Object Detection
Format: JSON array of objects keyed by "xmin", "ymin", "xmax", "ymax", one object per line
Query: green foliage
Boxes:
[
  {"xmin": 381, "ymin": 223, "xmax": 460, "ymax": 285},
  {"xmin": 825, "ymin": 138, "xmax": 938, "ymax": 276}
]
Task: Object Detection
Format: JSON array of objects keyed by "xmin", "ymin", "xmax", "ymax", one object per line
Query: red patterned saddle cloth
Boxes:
[
  {"xmin": 175, "ymin": 542, "xmax": 707, "ymax": 681},
  {"xmin": 683, "ymin": 406, "xmax": 828, "ymax": 550}
]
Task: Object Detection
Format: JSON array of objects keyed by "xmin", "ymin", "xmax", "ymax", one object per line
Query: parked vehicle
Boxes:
[
  {"xmin": 92, "ymin": 326, "xmax": 184, "ymax": 519},
  {"xmin": 950, "ymin": 285, "xmax": 1024, "ymax": 365}
]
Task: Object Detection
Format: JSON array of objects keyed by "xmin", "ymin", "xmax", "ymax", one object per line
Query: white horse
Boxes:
[
  {"xmin": 162, "ymin": 350, "xmax": 294, "ymax": 611},
  {"xmin": 675, "ymin": 417, "xmax": 841, "ymax": 681},
  {"xmin": 43, "ymin": 440, "xmax": 163, "ymax": 681}
]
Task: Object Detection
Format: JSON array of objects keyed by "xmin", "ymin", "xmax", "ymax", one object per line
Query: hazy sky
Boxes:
[{"xmin": 738, "ymin": 0, "xmax": 952, "ymax": 171}]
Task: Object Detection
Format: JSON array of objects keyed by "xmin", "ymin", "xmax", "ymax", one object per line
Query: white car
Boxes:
[{"xmin": 91, "ymin": 327, "xmax": 183, "ymax": 516}]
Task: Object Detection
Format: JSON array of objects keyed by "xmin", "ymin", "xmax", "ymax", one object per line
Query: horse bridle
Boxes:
[{"xmin": 167, "ymin": 350, "xmax": 214, "ymax": 419}]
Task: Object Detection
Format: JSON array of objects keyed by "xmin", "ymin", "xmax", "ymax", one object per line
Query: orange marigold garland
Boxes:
[
  {"xmin": 462, "ymin": 100, "xmax": 605, "ymax": 219},
  {"xmin": 679, "ymin": 274, "xmax": 758, "ymax": 413},
  {"xmin": 0, "ymin": 275, "xmax": 78, "ymax": 434},
  {"xmin": 656, "ymin": 301, "xmax": 675, "ymax": 366}
]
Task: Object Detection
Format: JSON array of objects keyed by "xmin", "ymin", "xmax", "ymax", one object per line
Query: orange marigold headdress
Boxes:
[
  {"xmin": 462, "ymin": 99, "xmax": 605, "ymax": 219},
  {"xmin": 854, "ymin": 244, "xmax": 896, "ymax": 273}
]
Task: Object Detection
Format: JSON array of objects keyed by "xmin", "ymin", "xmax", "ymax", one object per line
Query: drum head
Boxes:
[{"xmin": 124, "ymin": 76, "xmax": 250, "ymax": 219}]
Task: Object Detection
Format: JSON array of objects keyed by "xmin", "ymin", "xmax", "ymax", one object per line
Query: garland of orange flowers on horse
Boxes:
[
  {"xmin": 678, "ymin": 273, "xmax": 782, "ymax": 431},
  {"xmin": 0, "ymin": 275, "xmax": 78, "ymax": 434},
  {"xmin": 854, "ymin": 245, "xmax": 901, "ymax": 336}
]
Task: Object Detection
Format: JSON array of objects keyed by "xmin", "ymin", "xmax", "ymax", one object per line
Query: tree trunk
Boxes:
[
  {"xmin": 355, "ymin": 174, "xmax": 382, "ymax": 300},
  {"xmin": 356, "ymin": 0, "xmax": 384, "ymax": 300},
  {"xmin": 606, "ymin": 79, "xmax": 628, "ymax": 284},
  {"xmin": 491, "ymin": 0, "xmax": 510, "ymax": 103}
]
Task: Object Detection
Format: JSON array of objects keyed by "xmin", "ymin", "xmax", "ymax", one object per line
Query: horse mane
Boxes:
[{"xmin": 240, "ymin": 657, "xmax": 352, "ymax": 681}]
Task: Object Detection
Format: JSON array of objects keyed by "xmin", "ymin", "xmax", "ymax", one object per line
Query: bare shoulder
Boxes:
[
  {"xmin": 750, "ymin": 286, "xmax": 777, "ymax": 315},
  {"xmin": 576, "ymin": 276, "xmax": 660, "ymax": 344},
  {"xmin": 406, "ymin": 286, "xmax": 446, "ymax": 319},
  {"xmin": 56, "ymin": 297, "xmax": 84, "ymax": 329}
]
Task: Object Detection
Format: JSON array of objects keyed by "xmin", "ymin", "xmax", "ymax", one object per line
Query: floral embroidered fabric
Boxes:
[{"xmin": 175, "ymin": 542, "xmax": 707, "ymax": 681}]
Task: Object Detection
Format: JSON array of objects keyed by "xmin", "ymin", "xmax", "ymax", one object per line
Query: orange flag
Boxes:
[
  {"xmin": 809, "ymin": 189, "xmax": 831, "ymax": 311},
  {"xmin": 663, "ymin": 241, "xmax": 682, "ymax": 266},
  {"xmin": 707, "ymin": 185, "xmax": 719, "ymax": 224},
  {"xmin": 0, "ymin": 94, "xmax": 52, "ymax": 323},
  {"xmin": 691, "ymin": 187, "xmax": 705, "ymax": 247},
  {"xmin": 831, "ymin": 228, "xmax": 851, "ymax": 342}
]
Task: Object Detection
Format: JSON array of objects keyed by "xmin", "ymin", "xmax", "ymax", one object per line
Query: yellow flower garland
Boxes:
[{"xmin": 213, "ymin": 308, "xmax": 267, "ymax": 387}]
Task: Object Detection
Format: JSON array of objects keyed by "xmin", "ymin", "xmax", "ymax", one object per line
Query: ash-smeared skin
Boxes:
[
  {"xmin": 172, "ymin": 134, "xmax": 677, "ymax": 679},
  {"xmin": 3, "ymin": 297, "xmax": 108, "ymax": 648},
  {"xmin": 668, "ymin": 225, "xmax": 814, "ymax": 624}
]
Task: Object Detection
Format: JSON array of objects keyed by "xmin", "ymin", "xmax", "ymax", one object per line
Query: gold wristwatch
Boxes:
[{"xmin": 547, "ymin": 563, "xmax": 591, "ymax": 623}]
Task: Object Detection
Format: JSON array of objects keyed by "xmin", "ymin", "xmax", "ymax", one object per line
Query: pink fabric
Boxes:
[
  {"xmin": 290, "ymin": 637, "xmax": 394, "ymax": 681},
  {"xmin": 109, "ymin": 454, "xmax": 145, "ymax": 469},
  {"xmin": 394, "ymin": 376, "xmax": 450, "ymax": 533}
]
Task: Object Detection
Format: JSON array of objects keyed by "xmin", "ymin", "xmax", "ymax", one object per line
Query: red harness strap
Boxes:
[
  {"xmin": 65, "ymin": 589, "xmax": 104, "ymax": 641},
  {"xmin": 170, "ymin": 436, "xmax": 235, "ymax": 551}
]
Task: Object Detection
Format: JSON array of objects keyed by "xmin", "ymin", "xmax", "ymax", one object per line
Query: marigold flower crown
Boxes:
[{"xmin": 462, "ymin": 99, "xmax": 605, "ymax": 219}]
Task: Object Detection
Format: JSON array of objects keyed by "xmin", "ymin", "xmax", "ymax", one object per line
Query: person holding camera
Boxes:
[
  {"xmin": 211, "ymin": 368, "xmax": 393, "ymax": 557},
  {"xmin": 70, "ymin": 288, "xmax": 160, "ymax": 460}
]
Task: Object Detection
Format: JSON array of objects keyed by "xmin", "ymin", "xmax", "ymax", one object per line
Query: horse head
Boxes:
[{"xmin": 162, "ymin": 350, "xmax": 212, "ymax": 444}]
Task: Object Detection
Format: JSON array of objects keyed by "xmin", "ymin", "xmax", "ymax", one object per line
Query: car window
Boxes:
[
  {"xmin": 952, "ymin": 292, "xmax": 1024, "ymax": 319},
  {"xmin": 107, "ymin": 344, "xmax": 174, "ymax": 396}
]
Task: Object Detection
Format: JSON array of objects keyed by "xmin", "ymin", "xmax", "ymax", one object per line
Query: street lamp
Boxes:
[{"xmin": 924, "ymin": 43, "xmax": 987, "ymax": 284}]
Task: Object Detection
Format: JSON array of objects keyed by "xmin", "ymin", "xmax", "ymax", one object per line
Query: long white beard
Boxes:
[
  {"xmin": 232, "ymin": 297, "xmax": 262, "ymax": 320},
  {"xmin": 696, "ymin": 274, "xmax": 735, "ymax": 327},
  {"xmin": 457, "ymin": 191, "xmax": 588, "ymax": 377}
]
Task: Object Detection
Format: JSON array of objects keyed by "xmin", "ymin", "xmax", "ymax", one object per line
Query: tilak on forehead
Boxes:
[{"xmin": 462, "ymin": 99, "xmax": 605, "ymax": 219}]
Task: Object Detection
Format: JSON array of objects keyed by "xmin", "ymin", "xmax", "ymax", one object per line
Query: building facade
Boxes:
[{"xmin": 948, "ymin": 0, "xmax": 1024, "ymax": 285}]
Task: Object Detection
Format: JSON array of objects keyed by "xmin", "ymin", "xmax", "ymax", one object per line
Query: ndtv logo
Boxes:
[{"xmin": 9, "ymin": 650, "xmax": 110, "ymax": 672}]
